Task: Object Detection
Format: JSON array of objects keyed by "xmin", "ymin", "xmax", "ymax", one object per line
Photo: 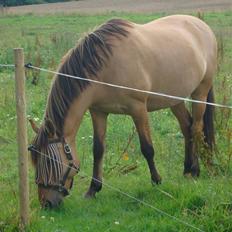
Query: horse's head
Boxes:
[{"xmin": 29, "ymin": 118, "xmax": 79, "ymax": 209}]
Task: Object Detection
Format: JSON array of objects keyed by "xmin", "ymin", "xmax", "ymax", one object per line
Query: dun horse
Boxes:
[{"xmin": 29, "ymin": 15, "xmax": 217, "ymax": 208}]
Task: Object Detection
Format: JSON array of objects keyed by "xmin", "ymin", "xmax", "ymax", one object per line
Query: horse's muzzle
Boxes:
[{"xmin": 42, "ymin": 197, "xmax": 63, "ymax": 209}]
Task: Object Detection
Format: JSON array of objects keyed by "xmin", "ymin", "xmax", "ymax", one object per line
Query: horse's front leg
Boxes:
[
  {"xmin": 85, "ymin": 110, "xmax": 108, "ymax": 198},
  {"xmin": 131, "ymin": 104, "xmax": 161, "ymax": 184}
]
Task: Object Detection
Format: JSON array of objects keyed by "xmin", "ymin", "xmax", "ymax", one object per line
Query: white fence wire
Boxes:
[
  {"xmin": 30, "ymin": 146, "xmax": 204, "ymax": 232},
  {"xmin": 26, "ymin": 64, "xmax": 232, "ymax": 109},
  {"xmin": 0, "ymin": 64, "xmax": 15, "ymax": 68},
  {"xmin": 1, "ymin": 62, "xmax": 232, "ymax": 109}
]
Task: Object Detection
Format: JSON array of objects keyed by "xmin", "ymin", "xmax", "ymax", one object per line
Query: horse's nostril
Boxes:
[{"xmin": 44, "ymin": 200, "xmax": 52, "ymax": 209}]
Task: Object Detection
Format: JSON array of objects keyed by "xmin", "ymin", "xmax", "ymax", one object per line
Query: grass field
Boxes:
[{"xmin": 0, "ymin": 11, "xmax": 232, "ymax": 232}]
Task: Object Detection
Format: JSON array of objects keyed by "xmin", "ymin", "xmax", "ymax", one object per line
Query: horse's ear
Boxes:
[
  {"xmin": 44, "ymin": 118, "xmax": 55, "ymax": 138},
  {"xmin": 29, "ymin": 119, "xmax": 39, "ymax": 134}
]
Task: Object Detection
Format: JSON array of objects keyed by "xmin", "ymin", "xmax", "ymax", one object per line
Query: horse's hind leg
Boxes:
[
  {"xmin": 85, "ymin": 110, "xmax": 108, "ymax": 198},
  {"xmin": 191, "ymin": 83, "xmax": 212, "ymax": 170},
  {"xmin": 131, "ymin": 105, "xmax": 161, "ymax": 184},
  {"xmin": 171, "ymin": 103, "xmax": 199, "ymax": 176}
]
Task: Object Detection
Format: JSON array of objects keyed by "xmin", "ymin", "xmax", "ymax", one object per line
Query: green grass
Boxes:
[{"xmin": 1, "ymin": 11, "xmax": 232, "ymax": 232}]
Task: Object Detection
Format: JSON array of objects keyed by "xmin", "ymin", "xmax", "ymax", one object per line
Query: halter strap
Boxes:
[
  {"xmin": 37, "ymin": 183, "xmax": 70, "ymax": 197},
  {"xmin": 28, "ymin": 137, "xmax": 79, "ymax": 196}
]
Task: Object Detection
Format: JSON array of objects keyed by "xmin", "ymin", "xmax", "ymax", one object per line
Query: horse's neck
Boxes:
[{"xmin": 63, "ymin": 88, "xmax": 93, "ymax": 143}]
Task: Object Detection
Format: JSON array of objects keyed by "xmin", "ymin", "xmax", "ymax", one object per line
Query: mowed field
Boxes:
[
  {"xmin": 1, "ymin": 3, "xmax": 232, "ymax": 232},
  {"xmin": 5, "ymin": 0, "xmax": 232, "ymax": 14}
]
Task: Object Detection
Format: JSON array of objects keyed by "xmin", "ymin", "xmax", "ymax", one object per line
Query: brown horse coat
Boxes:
[
  {"xmin": 75, "ymin": 15, "xmax": 217, "ymax": 113},
  {"xmin": 63, "ymin": 15, "xmax": 216, "ymax": 197},
  {"xmin": 31, "ymin": 15, "xmax": 217, "ymax": 206}
]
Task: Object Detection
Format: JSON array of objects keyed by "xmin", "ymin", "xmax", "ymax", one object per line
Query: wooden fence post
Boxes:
[{"xmin": 14, "ymin": 48, "xmax": 29, "ymax": 228}]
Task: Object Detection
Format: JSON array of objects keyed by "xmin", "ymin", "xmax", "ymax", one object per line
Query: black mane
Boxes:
[{"xmin": 31, "ymin": 18, "xmax": 132, "ymax": 165}]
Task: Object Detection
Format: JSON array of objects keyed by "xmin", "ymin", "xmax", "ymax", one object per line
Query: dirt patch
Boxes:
[{"xmin": 5, "ymin": 0, "xmax": 232, "ymax": 15}]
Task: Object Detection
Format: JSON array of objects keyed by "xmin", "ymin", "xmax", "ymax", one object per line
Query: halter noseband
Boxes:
[{"xmin": 28, "ymin": 138, "xmax": 79, "ymax": 197}]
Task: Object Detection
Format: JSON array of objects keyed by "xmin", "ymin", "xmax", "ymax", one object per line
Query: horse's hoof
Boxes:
[
  {"xmin": 84, "ymin": 191, "xmax": 96, "ymax": 199},
  {"xmin": 184, "ymin": 167, "xmax": 200, "ymax": 178},
  {"xmin": 184, "ymin": 173, "xmax": 192, "ymax": 179},
  {"xmin": 151, "ymin": 176, "xmax": 162, "ymax": 185}
]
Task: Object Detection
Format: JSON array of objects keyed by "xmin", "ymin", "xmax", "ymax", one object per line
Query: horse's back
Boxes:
[
  {"xmin": 143, "ymin": 15, "xmax": 217, "ymax": 65},
  {"xmin": 135, "ymin": 15, "xmax": 216, "ymax": 109},
  {"xmin": 92, "ymin": 15, "xmax": 217, "ymax": 113}
]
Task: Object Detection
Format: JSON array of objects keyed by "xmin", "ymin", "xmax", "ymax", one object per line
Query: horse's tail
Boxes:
[{"xmin": 203, "ymin": 87, "xmax": 215, "ymax": 149}]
